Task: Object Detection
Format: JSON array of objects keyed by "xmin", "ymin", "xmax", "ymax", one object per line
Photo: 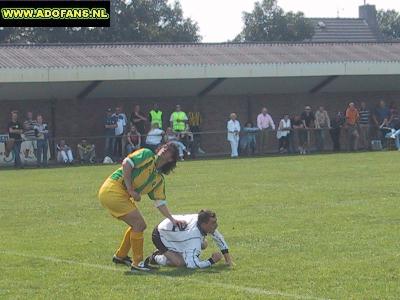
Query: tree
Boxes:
[
  {"xmin": 377, "ymin": 9, "xmax": 400, "ymax": 40},
  {"xmin": 0, "ymin": 0, "xmax": 200, "ymax": 43},
  {"xmin": 234, "ymin": 0, "xmax": 314, "ymax": 42}
]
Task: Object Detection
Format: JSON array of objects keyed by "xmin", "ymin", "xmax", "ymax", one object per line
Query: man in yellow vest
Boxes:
[
  {"xmin": 170, "ymin": 104, "xmax": 188, "ymax": 133},
  {"xmin": 149, "ymin": 103, "xmax": 163, "ymax": 129}
]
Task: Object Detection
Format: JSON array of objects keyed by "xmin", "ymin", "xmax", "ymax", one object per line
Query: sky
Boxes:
[{"xmin": 170, "ymin": 0, "xmax": 400, "ymax": 42}]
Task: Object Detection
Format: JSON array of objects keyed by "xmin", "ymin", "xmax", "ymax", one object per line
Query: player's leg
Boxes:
[{"xmin": 119, "ymin": 209, "xmax": 147, "ymax": 267}]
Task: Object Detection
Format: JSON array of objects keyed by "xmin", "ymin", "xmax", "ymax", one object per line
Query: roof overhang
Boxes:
[{"xmin": 1, "ymin": 61, "xmax": 400, "ymax": 83}]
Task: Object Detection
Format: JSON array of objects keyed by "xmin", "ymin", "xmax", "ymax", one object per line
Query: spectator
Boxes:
[
  {"xmin": 7, "ymin": 110, "xmax": 23, "ymax": 168},
  {"xmin": 227, "ymin": 113, "xmax": 240, "ymax": 158},
  {"xmin": 256, "ymin": 107, "xmax": 275, "ymax": 154},
  {"xmin": 165, "ymin": 127, "xmax": 190, "ymax": 161},
  {"xmin": 345, "ymin": 102, "xmax": 360, "ymax": 151},
  {"xmin": 387, "ymin": 118, "xmax": 400, "ymax": 151},
  {"xmin": 240, "ymin": 122, "xmax": 259, "ymax": 156},
  {"xmin": 145, "ymin": 123, "xmax": 165, "ymax": 153},
  {"xmin": 188, "ymin": 104, "xmax": 205, "ymax": 156},
  {"xmin": 330, "ymin": 112, "xmax": 345, "ymax": 152},
  {"xmin": 34, "ymin": 114, "xmax": 49, "ymax": 167},
  {"xmin": 372, "ymin": 100, "xmax": 390, "ymax": 147},
  {"xmin": 314, "ymin": 106, "xmax": 331, "ymax": 152},
  {"xmin": 358, "ymin": 101, "xmax": 371, "ymax": 150},
  {"xmin": 56, "ymin": 139, "xmax": 74, "ymax": 164},
  {"xmin": 104, "ymin": 108, "xmax": 117, "ymax": 159},
  {"xmin": 126, "ymin": 125, "xmax": 141, "ymax": 154},
  {"xmin": 23, "ymin": 111, "xmax": 38, "ymax": 157},
  {"xmin": 388, "ymin": 102, "xmax": 400, "ymax": 127},
  {"xmin": 77, "ymin": 139, "xmax": 96, "ymax": 164},
  {"xmin": 292, "ymin": 115, "xmax": 307, "ymax": 154},
  {"xmin": 131, "ymin": 104, "xmax": 147, "ymax": 134},
  {"xmin": 276, "ymin": 114, "xmax": 291, "ymax": 154},
  {"xmin": 113, "ymin": 106, "xmax": 127, "ymax": 160},
  {"xmin": 177, "ymin": 125, "xmax": 194, "ymax": 156},
  {"xmin": 170, "ymin": 104, "xmax": 188, "ymax": 133},
  {"xmin": 148, "ymin": 103, "xmax": 163, "ymax": 130},
  {"xmin": 301, "ymin": 106, "xmax": 315, "ymax": 153}
]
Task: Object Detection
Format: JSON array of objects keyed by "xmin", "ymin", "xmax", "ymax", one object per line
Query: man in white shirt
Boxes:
[
  {"xmin": 112, "ymin": 106, "xmax": 127, "ymax": 160},
  {"xmin": 257, "ymin": 107, "xmax": 275, "ymax": 154},
  {"xmin": 144, "ymin": 209, "xmax": 233, "ymax": 269},
  {"xmin": 145, "ymin": 123, "xmax": 165, "ymax": 153},
  {"xmin": 227, "ymin": 113, "xmax": 240, "ymax": 158}
]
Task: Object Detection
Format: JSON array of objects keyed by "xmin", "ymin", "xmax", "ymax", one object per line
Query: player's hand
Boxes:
[
  {"xmin": 128, "ymin": 188, "xmax": 141, "ymax": 201},
  {"xmin": 211, "ymin": 252, "xmax": 223, "ymax": 263},
  {"xmin": 172, "ymin": 219, "xmax": 187, "ymax": 231}
]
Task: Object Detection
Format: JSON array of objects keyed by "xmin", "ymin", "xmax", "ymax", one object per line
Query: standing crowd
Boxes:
[{"xmin": 227, "ymin": 100, "xmax": 400, "ymax": 157}]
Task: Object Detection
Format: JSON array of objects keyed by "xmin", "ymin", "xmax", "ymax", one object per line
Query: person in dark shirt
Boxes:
[
  {"xmin": 104, "ymin": 108, "xmax": 117, "ymax": 159},
  {"xmin": 7, "ymin": 110, "xmax": 23, "ymax": 167},
  {"xmin": 130, "ymin": 104, "xmax": 147, "ymax": 135},
  {"xmin": 372, "ymin": 100, "xmax": 390, "ymax": 147},
  {"xmin": 292, "ymin": 115, "xmax": 307, "ymax": 154},
  {"xmin": 300, "ymin": 106, "xmax": 315, "ymax": 153},
  {"xmin": 330, "ymin": 112, "xmax": 345, "ymax": 152}
]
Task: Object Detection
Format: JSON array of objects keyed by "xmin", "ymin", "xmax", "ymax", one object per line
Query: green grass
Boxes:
[{"xmin": 1, "ymin": 152, "xmax": 399, "ymax": 299}]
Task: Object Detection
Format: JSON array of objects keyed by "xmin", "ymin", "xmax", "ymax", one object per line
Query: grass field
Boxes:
[{"xmin": 1, "ymin": 152, "xmax": 399, "ymax": 299}]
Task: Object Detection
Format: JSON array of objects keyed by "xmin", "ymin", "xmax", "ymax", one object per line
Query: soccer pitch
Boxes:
[{"xmin": 1, "ymin": 152, "xmax": 399, "ymax": 299}]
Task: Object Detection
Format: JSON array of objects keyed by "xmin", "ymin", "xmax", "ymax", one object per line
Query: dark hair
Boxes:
[
  {"xmin": 156, "ymin": 142, "xmax": 179, "ymax": 175},
  {"xmin": 198, "ymin": 209, "xmax": 217, "ymax": 225},
  {"xmin": 245, "ymin": 121, "xmax": 253, "ymax": 127}
]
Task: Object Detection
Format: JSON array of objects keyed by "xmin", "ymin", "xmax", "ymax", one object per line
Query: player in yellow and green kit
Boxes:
[{"xmin": 98, "ymin": 142, "xmax": 186, "ymax": 272}]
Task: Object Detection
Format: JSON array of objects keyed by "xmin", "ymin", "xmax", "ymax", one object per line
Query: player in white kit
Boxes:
[{"xmin": 144, "ymin": 210, "xmax": 233, "ymax": 269}]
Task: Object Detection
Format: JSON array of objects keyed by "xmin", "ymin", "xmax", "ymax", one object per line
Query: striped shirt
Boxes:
[
  {"xmin": 109, "ymin": 148, "xmax": 166, "ymax": 201},
  {"xmin": 188, "ymin": 112, "xmax": 202, "ymax": 127},
  {"xmin": 158, "ymin": 214, "xmax": 229, "ymax": 269},
  {"xmin": 23, "ymin": 119, "xmax": 37, "ymax": 140},
  {"xmin": 359, "ymin": 109, "xmax": 370, "ymax": 125}
]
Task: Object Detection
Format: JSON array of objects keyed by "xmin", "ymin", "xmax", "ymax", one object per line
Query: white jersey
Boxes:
[{"xmin": 157, "ymin": 214, "xmax": 229, "ymax": 269}]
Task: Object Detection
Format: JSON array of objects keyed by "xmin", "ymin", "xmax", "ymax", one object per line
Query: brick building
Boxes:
[{"xmin": 1, "ymin": 42, "xmax": 400, "ymax": 158}]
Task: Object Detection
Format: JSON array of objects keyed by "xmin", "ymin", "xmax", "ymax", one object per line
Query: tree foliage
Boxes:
[
  {"xmin": 235, "ymin": 0, "xmax": 314, "ymax": 42},
  {"xmin": 0, "ymin": 0, "xmax": 200, "ymax": 43},
  {"xmin": 377, "ymin": 9, "xmax": 400, "ymax": 40}
]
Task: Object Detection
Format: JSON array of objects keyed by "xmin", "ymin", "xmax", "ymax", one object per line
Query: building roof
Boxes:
[
  {"xmin": 0, "ymin": 42, "xmax": 399, "ymax": 70},
  {"xmin": 310, "ymin": 18, "xmax": 381, "ymax": 42}
]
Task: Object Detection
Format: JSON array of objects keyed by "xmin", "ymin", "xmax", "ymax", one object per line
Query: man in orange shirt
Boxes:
[{"xmin": 345, "ymin": 102, "xmax": 360, "ymax": 151}]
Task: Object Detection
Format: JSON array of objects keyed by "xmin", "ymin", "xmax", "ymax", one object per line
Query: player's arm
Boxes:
[
  {"xmin": 184, "ymin": 247, "xmax": 223, "ymax": 269},
  {"xmin": 211, "ymin": 230, "xmax": 234, "ymax": 266},
  {"xmin": 122, "ymin": 158, "xmax": 141, "ymax": 201},
  {"xmin": 154, "ymin": 201, "xmax": 186, "ymax": 229}
]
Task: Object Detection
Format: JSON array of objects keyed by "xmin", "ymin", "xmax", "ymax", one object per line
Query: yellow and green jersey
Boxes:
[{"xmin": 109, "ymin": 148, "xmax": 165, "ymax": 200}]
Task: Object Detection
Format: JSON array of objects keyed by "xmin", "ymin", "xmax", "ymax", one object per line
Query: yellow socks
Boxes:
[
  {"xmin": 115, "ymin": 227, "xmax": 132, "ymax": 258},
  {"xmin": 130, "ymin": 230, "xmax": 144, "ymax": 266}
]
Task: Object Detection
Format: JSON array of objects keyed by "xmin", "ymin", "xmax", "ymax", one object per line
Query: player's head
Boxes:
[
  {"xmin": 198, "ymin": 209, "xmax": 218, "ymax": 233},
  {"xmin": 156, "ymin": 142, "xmax": 179, "ymax": 175}
]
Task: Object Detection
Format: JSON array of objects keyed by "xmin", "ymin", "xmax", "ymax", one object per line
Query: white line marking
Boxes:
[{"xmin": 1, "ymin": 250, "xmax": 329, "ymax": 300}]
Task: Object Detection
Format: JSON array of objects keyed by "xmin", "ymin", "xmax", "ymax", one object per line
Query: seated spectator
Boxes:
[
  {"xmin": 276, "ymin": 114, "xmax": 291, "ymax": 153},
  {"xmin": 126, "ymin": 125, "xmax": 141, "ymax": 154},
  {"xmin": 57, "ymin": 139, "xmax": 74, "ymax": 164},
  {"xmin": 77, "ymin": 139, "xmax": 96, "ymax": 164},
  {"xmin": 177, "ymin": 124, "xmax": 194, "ymax": 155},
  {"xmin": 240, "ymin": 122, "xmax": 259, "ymax": 156},
  {"xmin": 145, "ymin": 123, "xmax": 165, "ymax": 153},
  {"xmin": 386, "ymin": 118, "xmax": 400, "ymax": 151},
  {"xmin": 165, "ymin": 127, "xmax": 190, "ymax": 160}
]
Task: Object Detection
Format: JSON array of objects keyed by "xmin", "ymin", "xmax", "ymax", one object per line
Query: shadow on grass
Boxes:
[{"xmin": 123, "ymin": 264, "xmax": 230, "ymax": 277}]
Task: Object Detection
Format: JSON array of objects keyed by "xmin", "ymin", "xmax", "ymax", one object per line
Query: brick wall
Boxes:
[{"xmin": 1, "ymin": 91, "xmax": 399, "ymax": 158}]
